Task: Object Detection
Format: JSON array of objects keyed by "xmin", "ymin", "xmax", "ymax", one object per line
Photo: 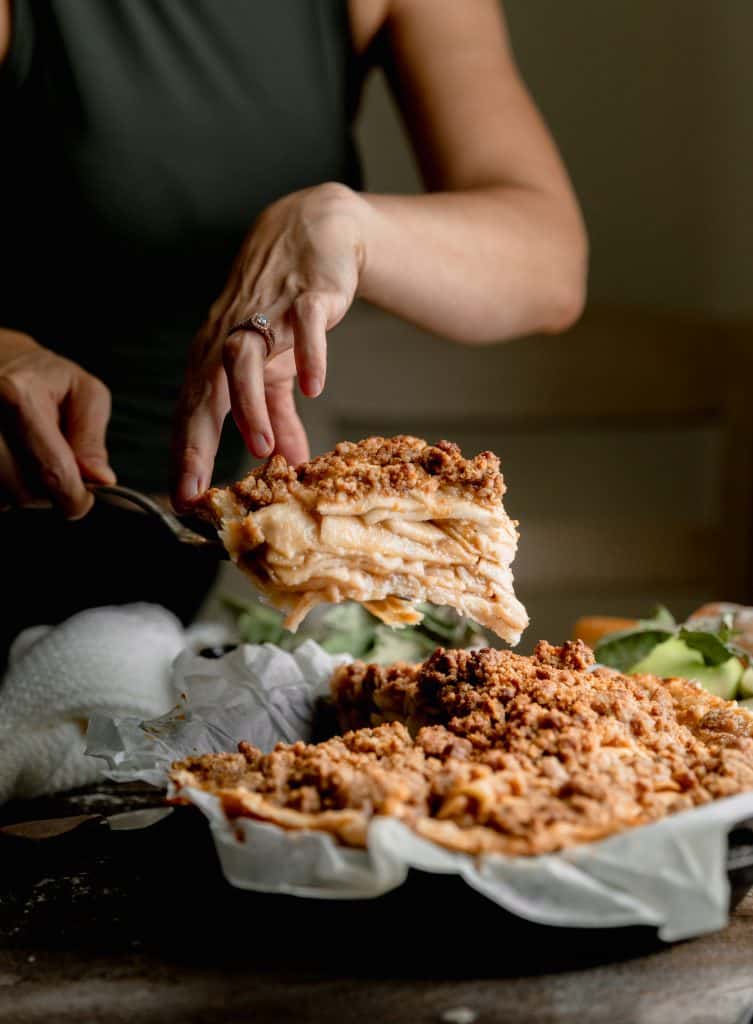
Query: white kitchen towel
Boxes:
[{"xmin": 0, "ymin": 603, "xmax": 188, "ymax": 802}]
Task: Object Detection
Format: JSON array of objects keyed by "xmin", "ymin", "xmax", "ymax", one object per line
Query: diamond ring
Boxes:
[{"xmin": 226, "ymin": 312, "xmax": 276, "ymax": 358}]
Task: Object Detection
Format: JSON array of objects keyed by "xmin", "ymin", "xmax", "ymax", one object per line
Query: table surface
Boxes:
[{"xmin": 1, "ymin": 784, "xmax": 753, "ymax": 1024}]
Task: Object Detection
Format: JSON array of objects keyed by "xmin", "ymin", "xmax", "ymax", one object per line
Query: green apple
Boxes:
[
  {"xmin": 739, "ymin": 666, "xmax": 753, "ymax": 699},
  {"xmin": 630, "ymin": 636, "xmax": 743, "ymax": 700}
]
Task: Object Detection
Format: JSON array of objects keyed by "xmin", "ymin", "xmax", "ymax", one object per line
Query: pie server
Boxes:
[{"xmin": 87, "ymin": 484, "xmax": 228, "ymax": 557}]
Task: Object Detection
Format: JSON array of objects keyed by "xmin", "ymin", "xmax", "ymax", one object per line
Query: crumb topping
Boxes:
[{"xmin": 197, "ymin": 436, "xmax": 506, "ymax": 517}]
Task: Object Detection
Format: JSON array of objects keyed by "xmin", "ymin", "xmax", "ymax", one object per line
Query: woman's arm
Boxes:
[
  {"xmin": 356, "ymin": 0, "xmax": 587, "ymax": 342},
  {"xmin": 172, "ymin": 0, "xmax": 586, "ymax": 505}
]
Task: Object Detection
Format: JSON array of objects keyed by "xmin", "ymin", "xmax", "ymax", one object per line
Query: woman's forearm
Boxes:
[{"xmin": 357, "ymin": 185, "xmax": 588, "ymax": 344}]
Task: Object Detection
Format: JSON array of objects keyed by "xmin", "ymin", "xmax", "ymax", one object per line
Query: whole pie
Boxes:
[
  {"xmin": 196, "ymin": 435, "xmax": 528, "ymax": 643},
  {"xmin": 170, "ymin": 640, "xmax": 753, "ymax": 857}
]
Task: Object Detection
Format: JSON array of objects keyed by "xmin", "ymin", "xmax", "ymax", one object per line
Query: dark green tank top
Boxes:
[{"xmin": 1, "ymin": 0, "xmax": 362, "ymax": 489}]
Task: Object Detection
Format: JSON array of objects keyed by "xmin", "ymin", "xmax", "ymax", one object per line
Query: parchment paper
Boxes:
[{"xmin": 86, "ymin": 641, "xmax": 753, "ymax": 941}]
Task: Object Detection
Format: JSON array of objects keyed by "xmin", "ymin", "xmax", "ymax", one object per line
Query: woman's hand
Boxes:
[
  {"xmin": 171, "ymin": 183, "xmax": 367, "ymax": 510},
  {"xmin": 0, "ymin": 329, "xmax": 115, "ymax": 519}
]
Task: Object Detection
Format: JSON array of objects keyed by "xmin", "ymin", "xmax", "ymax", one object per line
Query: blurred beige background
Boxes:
[{"xmin": 211, "ymin": 1, "xmax": 753, "ymax": 647}]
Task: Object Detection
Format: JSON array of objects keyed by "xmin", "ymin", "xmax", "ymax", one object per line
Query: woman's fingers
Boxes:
[
  {"xmin": 171, "ymin": 371, "xmax": 229, "ymax": 511},
  {"xmin": 64, "ymin": 374, "xmax": 116, "ymax": 484},
  {"xmin": 292, "ymin": 292, "xmax": 328, "ymax": 398},
  {"xmin": 179, "ymin": 288, "xmax": 333, "ymax": 483},
  {"xmin": 0, "ymin": 435, "xmax": 36, "ymax": 508},
  {"xmin": 0, "ymin": 343, "xmax": 114, "ymax": 518},
  {"xmin": 221, "ymin": 293, "xmax": 327, "ymax": 461},
  {"xmin": 222, "ymin": 331, "xmax": 274, "ymax": 459},
  {"xmin": 266, "ymin": 377, "xmax": 310, "ymax": 465},
  {"xmin": 11, "ymin": 393, "xmax": 92, "ymax": 519}
]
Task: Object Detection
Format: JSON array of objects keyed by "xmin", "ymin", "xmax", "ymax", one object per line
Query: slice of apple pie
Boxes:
[{"xmin": 196, "ymin": 436, "xmax": 528, "ymax": 643}]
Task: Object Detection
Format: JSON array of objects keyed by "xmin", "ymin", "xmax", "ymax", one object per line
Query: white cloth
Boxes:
[{"xmin": 0, "ymin": 604, "xmax": 188, "ymax": 802}]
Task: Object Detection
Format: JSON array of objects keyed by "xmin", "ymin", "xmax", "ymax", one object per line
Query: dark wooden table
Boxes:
[{"xmin": 1, "ymin": 784, "xmax": 753, "ymax": 1024}]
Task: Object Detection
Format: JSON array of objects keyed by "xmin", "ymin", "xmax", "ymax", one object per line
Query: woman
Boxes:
[{"xmin": 0, "ymin": 0, "xmax": 586, "ymax": 639}]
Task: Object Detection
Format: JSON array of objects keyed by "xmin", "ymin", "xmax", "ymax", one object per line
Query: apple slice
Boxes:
[{"xmin": 739, "ymin": 666, "xmax": 753, "ymax": 699}]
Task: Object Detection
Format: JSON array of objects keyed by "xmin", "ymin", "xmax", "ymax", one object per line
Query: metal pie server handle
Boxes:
[{"xmin": 87, "ymin": 484, "xmax": 227, "ymax": 556}]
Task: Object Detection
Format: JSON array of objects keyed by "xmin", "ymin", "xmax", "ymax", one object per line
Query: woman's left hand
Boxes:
[{"xmin": 171, "ymin": 182, "xmax": 366, "ymax": 510}]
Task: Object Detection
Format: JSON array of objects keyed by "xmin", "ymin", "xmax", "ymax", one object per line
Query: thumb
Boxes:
[{"xmin": 65, "ymin": 373, "xmax": 116, "ymax": 484}]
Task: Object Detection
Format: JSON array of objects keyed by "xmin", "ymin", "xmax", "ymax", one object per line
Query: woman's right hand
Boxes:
[{"xmin": 0, "ymin": 329, "xmax": 115, "ymax": 519}]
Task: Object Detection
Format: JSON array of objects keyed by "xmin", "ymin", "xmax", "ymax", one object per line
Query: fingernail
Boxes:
[
  {"xmin": 253, "ymin": 433, "xmax": 273, "ymax": 456},
  {"xmin": 67, "ymin": 493, "xmax": 95, "ymax": 522},
  {"xmin": 91, "ymin": 461, "xmax": 117, "ymax": 485},
  {"xmin": 307, "ymin": 375, "xmax": 323, "ymax": 398},
  {"xmin": 181, "ymin": 475, "xmax": 200, "ymax": 501}
]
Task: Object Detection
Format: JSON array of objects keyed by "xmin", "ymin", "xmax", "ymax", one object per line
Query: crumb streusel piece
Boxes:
[{"xmin": 196, "ymin": 436, "xmax": 528, "ymax": 643}]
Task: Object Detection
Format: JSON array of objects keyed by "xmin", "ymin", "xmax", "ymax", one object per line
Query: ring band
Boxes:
[{"xmin": 226, "ymin": 312, "xmax": 276, "ymax": 358}]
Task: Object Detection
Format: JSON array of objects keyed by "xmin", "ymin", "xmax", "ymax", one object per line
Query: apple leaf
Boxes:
[
  {"xmin": 677, "ymin": 628, "xmax": 741, "ymax": 667},
  {"xmin": 594, "ymin": 628, "xmax": 675, "ymax": 672}
]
